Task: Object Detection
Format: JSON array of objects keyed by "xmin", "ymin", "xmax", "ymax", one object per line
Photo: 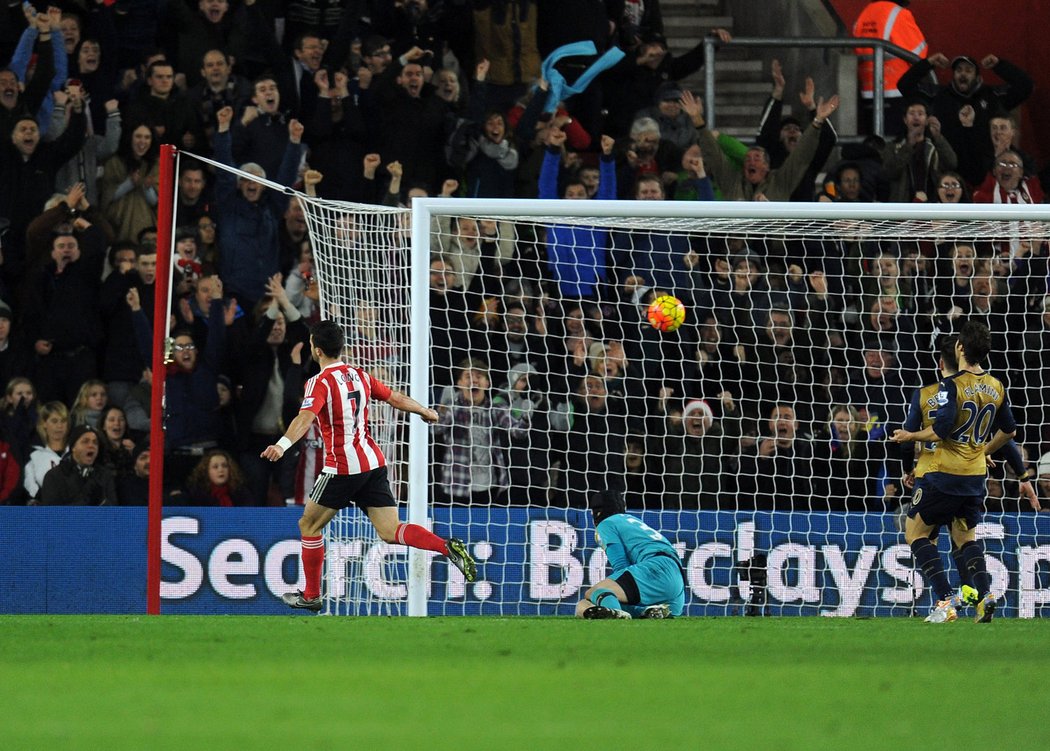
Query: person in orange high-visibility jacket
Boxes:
[
  {"xmin": 853, "ymin": 1, "xmax": 926, "ymax": 134},
  {"xmin": 854, "ymin": 1, "xmax": 927, "ymax": 96}
]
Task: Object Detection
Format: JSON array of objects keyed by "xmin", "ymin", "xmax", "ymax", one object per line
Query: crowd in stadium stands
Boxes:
[{"xmin": 0, "ymin": 1, "xmax": 1048, "ymax": 509}]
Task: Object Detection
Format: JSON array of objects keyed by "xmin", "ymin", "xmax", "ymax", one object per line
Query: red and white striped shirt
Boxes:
[{"xmin": 301, "ymin": 362, "xmax": 392, "ymax": 475}]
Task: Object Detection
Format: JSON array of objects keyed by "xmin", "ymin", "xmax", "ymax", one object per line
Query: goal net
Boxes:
[{"xmin": 298, "ymin": 196, "xmax": 1050, "ymax": 618}]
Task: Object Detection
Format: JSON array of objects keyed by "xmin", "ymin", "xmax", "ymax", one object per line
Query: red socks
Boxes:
[
  {"xmin": 300, "ymin": 535, "xmax": 324, "ymax": 600},
  {"xmin": 394, "ymin": 523, "xmax": 448, "ymax": 555}
]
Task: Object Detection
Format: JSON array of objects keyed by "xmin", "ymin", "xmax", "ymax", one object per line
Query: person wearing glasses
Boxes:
[
  {"xmin": 933, "ymin": 171, "xmax": 969, "ymax": 203},
  {"xmin": 127, "ymin": 283, "xmax": 229, "ymax": 488},
  {"xmin": 973, "ymin": 149, "xmax": 1044, "ymax": 205}
]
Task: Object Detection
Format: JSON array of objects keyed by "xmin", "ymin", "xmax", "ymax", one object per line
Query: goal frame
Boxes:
[{"xmin": 406, "ymin": 197, "xmax": 1050, "ymax": 616}]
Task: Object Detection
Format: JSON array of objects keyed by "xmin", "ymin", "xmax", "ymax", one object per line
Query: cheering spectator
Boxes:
[
  {"xmin": 99, "ymin": 244, "xmax": 155, "ymax": 406},
  {"xmin": 880, "ymin": 99, "xmax": 957, "ymax": 202},
  {"xmin": 733, "ymin": 403, "xmax": 814, "ymax": 509},
  {"xmin": 129, "ymin": 286, "xmax": 227, "ymax": 488},
  {"xmin": 161, "ymin": 0, "xmax": 250, "ymax": 88},
  {"xmin": 37, "ymin": 424, "xmax": 116, "ymax": 506},
  {"xmin": 755, "ymin": 60, "xmax": 838, "ymax": 201},
  {"xmin": 690, "ymin": 91, "xmax": 839, "ymax": 201},
  {"xmin": 898, "ymin": 52, "xmax": 1033, "ymax": 185},
  {"xmin": 124, "ymin": 60, "xmax": 197, "ymax": 148},
  {"xmin": 213, "ymin": 105, "xmax": 304, "ymax": 310},
  {"xmin": 230, "ymin": 75, "xmax": 291, "ymax": 184},
  {"xmin": 100, "ymin": 122, "xmax": 159, "ymax": 243},
  {"xmin": 603, "ymin": 28, "xmax": 730, "ymax": 138},
  {"xmin": 0, "ymin": 13, "xmax": 56, "ymax": 140},
  {"xmin": 0, "ymin": 106, "xmax": 86, "ymax": 288},
  {"xmin": 231, "ymin": 274, "xmax": 308, "ymax": 506},
  {"xmin": 973, "ymin": 149, "xmax": 1044, "ymax": 205},
  {"xmin": 435, "ymin": 357, "xmax": 529, "ymax": 504},
  {"xmin": 22, "ymin": 225, "xmax": 107, "ymax": 405},
  {"xmin": 371, "ymin": 47, "xmax": 449, "ymax": 192},
  {"xmin": 186, "ymin": 49, "xmax": 252, "ymax": 153}
]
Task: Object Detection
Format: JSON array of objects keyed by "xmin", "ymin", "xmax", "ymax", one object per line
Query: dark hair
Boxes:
[
  {"xmin": 293, "ymin": 31, "xmax": 323, "ymax": 51},
  {"xmin": 117, "ymin": 121, "xmax": 159, "ymax": 172},
  {"xmin": 96, "ymin": 405, "xmax": 127, "ymax": 442},
  {"xmin": 902, "ymin": 97, "xmax": 929, "ymax": 116},
  {"xmin": 107, "ymin": 241, "xmax": 139, "ymax": 267},
  {"xmin": 146, "ymin": 60, "xmax": 174, "ymax": 78},
  {"xmin": 252, "ymin": 73, "xmax": 279, "ymax": 89},
  {"xmin": 310, "ymin": 320, "xmax": 344, "ymax": 357},
  {"xmin": 179, "ymin": 162, "xmax": 206, "ymax": 178},
  {"xmin": 939, "ymin": 335, "xmax": 959, "ymax": 373},
  {"xmin": 50, "ymin": 229, "xmax": 77, "ymax": 247},
  {"xmin": 590, "ymin": 490, "xmax": 626, "ymax": 526},
  {"xmin": 958, "ymin": 320, "xmax": 992, "ymax": 366}
]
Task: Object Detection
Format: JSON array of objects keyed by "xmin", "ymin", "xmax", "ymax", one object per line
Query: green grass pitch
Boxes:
[{"xmin": 2, "ymin": 615, "xmax": 1049, "ymax": 750}]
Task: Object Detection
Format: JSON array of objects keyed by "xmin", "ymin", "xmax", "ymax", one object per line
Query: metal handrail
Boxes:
[{"xmin": 703, "ymin": 36, "xmax": 927, "ymax": 136}]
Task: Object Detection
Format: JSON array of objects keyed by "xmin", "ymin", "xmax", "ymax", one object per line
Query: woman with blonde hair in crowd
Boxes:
[
  {"xmin": 24, "ymin": 401, "xmax": 71, "ymax": 501},
  {"xmin": 70, "ymin": 379, "xmax": 109, "ymax": 427}
]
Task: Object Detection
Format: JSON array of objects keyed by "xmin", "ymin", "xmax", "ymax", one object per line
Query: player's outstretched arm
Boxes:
[
  {"xmin": 261, "ymin": 409, "xmax": 318, "ymax": 461},
  {"xmin": 385, "ymin": 389, "xmax": 439, "ymax": 423}
]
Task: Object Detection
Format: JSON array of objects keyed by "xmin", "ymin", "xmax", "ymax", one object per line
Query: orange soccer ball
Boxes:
[{"xmin": 646, "ymin": 294, "xmax": 686, "ymax": 333}]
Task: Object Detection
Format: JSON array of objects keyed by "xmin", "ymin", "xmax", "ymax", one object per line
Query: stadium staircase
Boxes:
[{"xmin": 664, "ymin": 0, "xmax": 787, "ymax": 141}]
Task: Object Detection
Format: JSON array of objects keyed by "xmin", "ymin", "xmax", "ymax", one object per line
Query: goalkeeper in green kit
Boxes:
[{"xmin": 576, "ymin": 492, "xmax": 687, "ymax": 619}]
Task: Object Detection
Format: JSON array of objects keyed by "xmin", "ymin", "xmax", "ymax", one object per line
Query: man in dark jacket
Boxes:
[
  {"xmin": 37, "ymin": 425, "xmax": 117, "ymax": 506},
  {"xmin": 371, "ymin": 49, "xmax": 449, "ymax": 192},
  {"xmin": 22, "ymin": 225, "xmax": 106, "ymax": 404},
  {"xmin": 213, "ymin": 104, "xmax": 304, "ymax": 312}
]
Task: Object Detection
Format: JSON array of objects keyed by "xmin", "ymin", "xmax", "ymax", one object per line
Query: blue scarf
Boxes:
[{"xmin": 540, "ymin": 41, "xmax": 625, "ymax": 113}]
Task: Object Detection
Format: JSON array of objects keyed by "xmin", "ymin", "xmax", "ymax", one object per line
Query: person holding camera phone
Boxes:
[{"xmin": 879, "ymin": 98, "xmax": 958, "ymax": 202}]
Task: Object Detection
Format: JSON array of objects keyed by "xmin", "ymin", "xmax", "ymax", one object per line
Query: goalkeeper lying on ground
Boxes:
[{"xmin": 576, "ymin": 492, "xmax": 687, "ymax": 619}]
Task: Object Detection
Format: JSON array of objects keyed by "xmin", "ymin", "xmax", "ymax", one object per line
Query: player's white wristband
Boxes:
[{"xmin": 276, "ymin": 436, "xmax": 293, "ymax": 452}]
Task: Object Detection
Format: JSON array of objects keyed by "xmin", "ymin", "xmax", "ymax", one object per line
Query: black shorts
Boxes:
[
  {"xmin": 906, "ymin": 480, "xmax": 982, "ymax": 530},
  {"xmin": 311, "ymin": 467, "xmax": 396, "ymax": 511}
]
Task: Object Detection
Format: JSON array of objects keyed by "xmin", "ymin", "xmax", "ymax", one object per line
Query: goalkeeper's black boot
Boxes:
[
  {"xmin": 582, "ymin": 606, "xmax": 632, "ymax": 620},
  {"xmin": 447, "ymin": 538, "xmax": 477, "ymax": 582},
  {"xmin": 282, "ymin": 590, "xmax": 323, "ymax": 612}
]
